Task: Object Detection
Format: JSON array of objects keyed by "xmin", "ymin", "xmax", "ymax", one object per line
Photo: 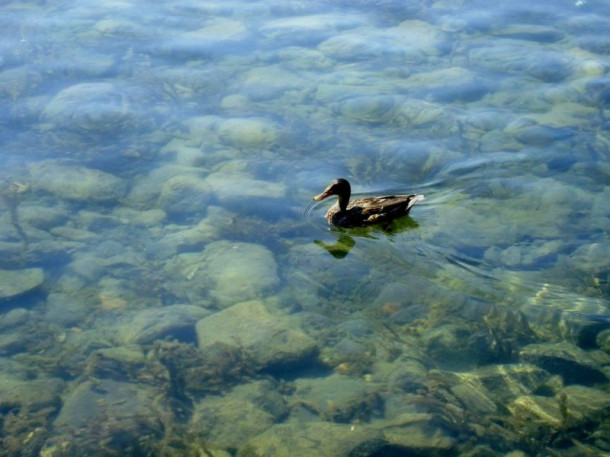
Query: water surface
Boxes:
[{"xmin": 1, "ymin": 0, "xmax": 609, "ymax": 455}]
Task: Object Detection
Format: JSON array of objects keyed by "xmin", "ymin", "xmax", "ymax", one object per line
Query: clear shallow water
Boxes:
[{"xmin": 1, "ymin": 0, "xmax": 610, "ymax": 455}]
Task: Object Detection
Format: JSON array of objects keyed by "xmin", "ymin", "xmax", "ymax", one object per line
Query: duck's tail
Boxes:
[{"xmin": 407, "ymin": 194, "xmax": 425, "ymax": 211}]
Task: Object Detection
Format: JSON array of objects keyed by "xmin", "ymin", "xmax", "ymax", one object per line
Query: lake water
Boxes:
[{"xmin": 1, "ymin": 0, "xmax": 610, "ymax": 455}]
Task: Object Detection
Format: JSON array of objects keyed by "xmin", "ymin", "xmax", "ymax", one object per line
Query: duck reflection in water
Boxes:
[
  {"xmin": 312, "ymin": 178, "xmax": 423, "ymax": 258},
  {"xmin": 314, "ymin": 217, "xmax": 420, "ymax": 259}
]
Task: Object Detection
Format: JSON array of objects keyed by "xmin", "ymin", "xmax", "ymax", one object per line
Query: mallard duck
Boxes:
[{"xmin": 313, "ymin": 178, "xmax": 424, "ymax": 228}]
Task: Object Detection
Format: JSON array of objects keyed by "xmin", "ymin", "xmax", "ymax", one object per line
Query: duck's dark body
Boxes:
[{"xmin": 313, "ymin": 178, "xmax": 423, "ymax": 228}]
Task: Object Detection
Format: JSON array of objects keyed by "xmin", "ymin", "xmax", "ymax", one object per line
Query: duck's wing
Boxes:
[{"xmin": 356, "ymin": 195, "xmax": 424, "ymax": 222}]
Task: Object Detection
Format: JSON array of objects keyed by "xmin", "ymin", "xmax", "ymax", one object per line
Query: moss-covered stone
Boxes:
[
  {"xmin": 190, "ymin": 381, "xmax": 286, "ymax": 451},
  {"xmin": 0, "ymin": 267, "xmax": 44, "ymax": 300},
  {"xmin": 117, "ymin": 304, "xmax": 210, "ymax": 345},
  {"xmin": 0, "ymin": 374, "xmax": 63, "ymax": 411},
  {"xmin": 196, "ymin": 300, "xmax": 318, "ymax": 372},
  {"xmin": 85, "ymin": 346, "xmax": 148, "ymax": 382},
  {"xmin": 519, "ymin": 342, "xmax": 608, "ymax": 385},
  {"xmin": 292, "ymin": 373, "xmax": 382, "ymax": 422},
  {"xmin": 41, "ymin": 83, "xmax": 131, "ymax": 132},
  {"xmin": 29, "ymin": 162, "xmax": 127, "ymax": 202},
  {"xmin": 157, "ymin": 174, "xmax": 213, "ymax": 216},
  {"xmin": 47, "ymin": 379, "xmax": 167, "ymax": 456},
  {"xmin": 165, "ymin": 241, "xmax": 279, "ymax": 308},
  {"xmin": 237, "ymin": 422, "xmax": 386, "ymax": 457},
  {"xmin": 377, "ymin": 413, "xmax": 457, "ymax": 453},
  {"xmin": 216, "ymin": 117, "xmax": 277, "ymax": 149}
]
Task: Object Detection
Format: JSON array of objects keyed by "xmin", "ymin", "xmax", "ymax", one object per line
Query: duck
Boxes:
[{"xmin": 313, "ymin": 178, "xmax": 424, "ymax": 228}]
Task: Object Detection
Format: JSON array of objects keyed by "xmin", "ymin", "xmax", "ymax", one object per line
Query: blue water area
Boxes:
[{"xmin": 0, "ymin": 0, "xmax": 609, "ymax": 455}]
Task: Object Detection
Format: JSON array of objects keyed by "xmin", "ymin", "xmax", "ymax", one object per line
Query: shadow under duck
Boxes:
[{"xmin": 313, "ymin": 178, "xmax": 424, "ymax": 228}]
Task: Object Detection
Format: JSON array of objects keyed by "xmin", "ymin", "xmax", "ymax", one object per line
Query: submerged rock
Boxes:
[
  {"xmin": 470, "ymin": 306, "xmax": 537, "ymax": 364},
  {"xmin": 196, "ymin": 300, "xmax": 318, "ymax": 372},
  {"xmin": 0, "ymin": 308, "xmax": 60, "ymax": 356},
  {"xmin": 157, "ymin": 67, "xmax": 225, "ymax": 101},
  {"xmin": 93, "ymin": 18, "xmax": 149, "ymax": 39},
  {"xmin": 318, "ymin": 31, "xmax": 398, "ymax": 60},
  {"xmin": 378, "ymin": 413, "xmax": 457, "ymax": 453},
  {"xmin": 41, "ymin": 82, "xmax": 131, "ymax": 133},
  {"xmin": 318, "ymin": 26, "xmax": 428, "ymax": 62},
  {"xmin": 237, "ymin": 422, "xmax": 386, "ymax": 457},
  {"xmin": 19, "ymin": 204, "xmax": 69, "ymax": 231},
  {"xmin": 337, "ymin": 95, "xmax": 401, "ymax": 124},
  {"xmin": 519, "ymin": 342, "xmax": 608, "ymax": 385},
  {"xmin": 45, "ymin": 292, "xmax": 90, "ymax": 327},
  {"xmin": 0, "ymin": 308, "xmax": 31, "ymax": 331},
  {"xmin": 490, "ymin": 24, "xmax": 564, "ymax": 43},
  {"xmin": 154, "ymin": 340, "xmax": 254, "ymax": 395},
  {"xmin": 157, "ymin": 173, "xmax": 213, "ymax": 217},
  {"xmin": 505, "ymin": 118, "xmax": 574, "ymax": 146},
  {"xmin": 484, "ymin": 239, "xmax": 564, "ymax": 268},
  {"xmin": 0, "ymin": 374, "xmax": 63, "ymax": 412},
  {"xmin": 424, "ymin": 323, "xmax": 478, "ymax": 371},
  {"xmin": 318, "ymin": 19, "xmax": 445, "ymax": 60},
  {"xmin": 0, "ymin": 65, "xmax": 44, "ymax": 100},
  {"xmin": 191, "ymin": 396, "xmax": 275, "ymax": 451},
  {"xmin": 190, "ymin": 380, "xmax": 286, "ymax": 450},
  {"xmin": 117, "ymin": 304, "xmax": 210, "ymax": 345},
  {"xmin": 85, "ymin": 346, "xmax": 148, "ymax": 383},
  {"xmin": 591, "ymin": 188, "xmax": 610, "ymax": 231},
  {"xmin": 507, "ymin": 385, "xmax": 610, "ymax": 431},
  {"xmin": 161, "ymin": 19, "xmax": 251, "ymax": 58},
  {"xmin": 319, "ymin": 336, "xmax": 378, "ymax": 375},
  {"xmin": 387, "ymin": 19, "xmax": 448, "ymax": 55},
  {"xmin": 467, "ymin": 43, "xmax": 571, "ymax": 84},
  {"xmin": 165, "ymin": 241, "xmax": 279, "ymax": 307},
  {"xmin": 561, "ymin": 385, "xmax": 610, "ymax": 423},
  {"xmin": 260, "ymin": 13, "xmax": 366, "ymax": 45},
  {"xmin": 216, "ymin": 117, "xmax": 278, "ymax": 149},
  {"xmin": 292, "ymin": 374, "xmax": 382, "ymax": 422},
  {"xmin": 374, "ymin": 281, "xmax": 427, "ymax": 319},
  {"xmin": 46, "ymin": 379, "xmax": 167, "ymax": 456},
  {"xmin": 525, "ymin": 52, "xmax": 571, "ymax": 83},
  {"xmin": 205, "ymin": 171, "xmax": 287, "ymax": 209},
  {"xmin": 523, "ymin": 290, "xmax": 610, "ymax": 346},
  {"xmin": 240, "ymin": 65, "xmax": 308, "ymax": 101},
  {"xmin": 0, "ymin": 267, "xmax": 44, "ymax": 300},
  {"xmin": 111, "ymin": 207, "xmax": 166, "ymax": 227},
  {"xmin": 379, "ymin": 358, "xmax": 429, "ymax": 393},
  {"xmin": 507, "ymin": 394, "xmax": 563, "ymax": 428},
  {"xmin": 569, "ymin": 242, "xmax": 610, "ymax": 274},
  {"xmin": 29, "ymin": 161, "xmax": 127, "ymax": 202},
  {"xmin": 403, "ymin": 67, "xmax": 489, "ymax": 102},
  {"xmin": 432, "ymin": 363, "xmax": 551, "ymax": 423},
  {"xmin": 154, "ymin": 206, "xmax": 232, "ymax": 257},
  {"xmin": 0, "ymin": 369, "xmax": 63, "ymax": 454},
  {"xmin": 578, "ymin": 34, "xmax": 610, "ymax": 55},
  {"xmin": 284, "ymin": 241, "xmax": 370, "ymax": 311},
  {"xmin": 450, "ymin": 382, "xmax": 498, "ymax": 414},
  {"xmin": 123, "ymin": 167, "xmax": 173, "ymax": 209},
  {"xmin": 596, "ymin": 329, "xmax": 610, "ymax": 354},
  {"xmin": 185, "ymin": 19, "xmax": 249, "ymax": 44},
  {"xmin": 397, "ymin": 99, "xmax": 454, "ymax": 133},
  {"xmin": 469, "ymin": 363, "xmax": 551, "ymax": 403}
]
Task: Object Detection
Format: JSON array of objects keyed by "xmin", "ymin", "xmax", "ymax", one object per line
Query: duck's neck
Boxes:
[{"xmin": 337, "ymin": 192, "xmax": 350, "ymax": 213}]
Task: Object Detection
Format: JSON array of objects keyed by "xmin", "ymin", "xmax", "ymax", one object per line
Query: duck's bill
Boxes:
[{"xmin": 313, "ymin": 190, "xmax": 331, "ymax": 201}]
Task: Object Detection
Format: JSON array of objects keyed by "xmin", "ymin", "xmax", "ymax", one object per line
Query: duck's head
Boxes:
[{"xmin": 313, "ymin": 178, "xmax": 351, "ymax": 211}]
